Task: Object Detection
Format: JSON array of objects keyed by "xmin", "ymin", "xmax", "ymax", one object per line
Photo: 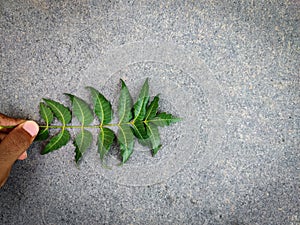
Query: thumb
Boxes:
[{"xmin": 0, "ymin": 121, "xmax": 39, "ymax": 166}]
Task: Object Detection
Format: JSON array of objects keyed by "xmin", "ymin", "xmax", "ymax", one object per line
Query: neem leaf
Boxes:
[
  {"xmin": 144, "ymin": 95, "xmax": 159, "ymax": 121},
  {"xmin": 65, "ymin": 94, "xmax": 93, "ymax": 125},
  {"xmin": 36, "ymin": 128, "xmax": 49, "ymax": 141},
  {"xmin": 145, "ymin": 123, "xmax": 162, "ymax": 156},
  {"xmin": 40, "ymin": 102, "xmax": 54, "ymax": 125},
  {"xmin": 98, "ymin": 127, "xmax": 115, "ymax": 160},
  {"xmin": 118, "ymin": 79, "xmax": 132, "ymax": 123},
  {"xmin": 87, "ymin": 87, "xmax": 112, "ymax": 125},
  {"xmin": 149, "ymin": 112, "xmax": 181, "ymax": 127},
  {"xmin": 131, "ymin": 120, "xmax": 148, "ymax": 140},
  {"xmin": 74, "ymin": 129, "xmax": 93, "ymax": 163},
  {"xmin": 138, "ymin": 78, "xmax": 149, "ymax": 98},
  {"xmin": 41, "ymin": 129, "xmax": 70, "ymax": 154},
  {"xmin": 117, "ymin": 124, "xmax": 134, "ymax": 163},
  {"xmin": 133, "ymin": 78, "xmax": 149, "ymax": 121},
  {"xmin": 36, "ymin": 103, "xmax": 53, "ymax": 141},
  {"xmin": 43, "ymin": 98, "xmax": 71, "ymax": 125}
]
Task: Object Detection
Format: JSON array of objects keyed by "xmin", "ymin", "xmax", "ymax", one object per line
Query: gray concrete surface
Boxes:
[{"xmin": 0, "ymin": 0, "xmax": 299, "ymax": 224}]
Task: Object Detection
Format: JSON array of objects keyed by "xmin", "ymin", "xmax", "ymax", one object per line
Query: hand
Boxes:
[{"xmin": 0, "ymin": 113, "xmax": 39, "ymax": 188}]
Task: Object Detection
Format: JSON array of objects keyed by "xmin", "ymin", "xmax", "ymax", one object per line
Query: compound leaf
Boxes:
[
  {"xmin": 38, "ymin": 77, "xmax": 182, "ymax": 165},
  {"xmin": 133, "ymin": 78, "xmax": 149, "ymax": 121},
  {"xmin": 87, "ymin": 87, "xmax": 112, "ymax": 125},
  {"xmin": 149, "ymin": 112, "xmax": 181, "ymax": 127},
  {"xmin": 118, "ymin": 79, "xmax": 132, "ymax": 123},
  {"xmin": 42, "ymin": 129, "xmax": 70, "ymax": 154},
  {"xmin": 117, "ymin": 124, "xmax": 134, "ymax": 163},
  {"xmin": 74, "ymin": 129, "xmax": 93, "ymax": 163},
  {"xmin": 65, "ymin": 94, "xmax": 93, "ymax": 125},
  {"xmin": 98, "ymin": 127, "xmax": 115, "ymax": 160},
  {"xmin": 144, "ymin": 95, "xmax": 159, "ymax": 121},
  {"xmin": 36, "ymin": 103, "xmax": 53, "ymax": 140},
  {"xmin": 43, "ymin": 98, "xmax": 71, "ymax": 125}
]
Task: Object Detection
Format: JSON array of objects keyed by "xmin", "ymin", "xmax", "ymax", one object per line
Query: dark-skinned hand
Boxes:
[{"xmin": 0, "ymin": 113, "xmax": 39, "ymax": 187}]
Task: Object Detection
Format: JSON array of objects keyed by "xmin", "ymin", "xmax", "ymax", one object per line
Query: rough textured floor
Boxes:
[{"xmin": 0, "ymin": 1, "xmax": 299, "ymax": 224}]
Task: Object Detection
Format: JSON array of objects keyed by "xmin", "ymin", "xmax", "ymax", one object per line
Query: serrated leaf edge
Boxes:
[{"xmin": 43, "ymin": 98, "xmax": 71, "ymax": 125}]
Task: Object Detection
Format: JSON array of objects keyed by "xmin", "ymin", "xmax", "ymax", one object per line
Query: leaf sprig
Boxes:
[{"xmin": 36, "ymin": 78, "xmax": 180, "ymax": 164}]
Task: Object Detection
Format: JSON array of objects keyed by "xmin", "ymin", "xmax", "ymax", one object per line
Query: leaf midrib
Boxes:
[
  {"xmin": 134, "ymin": 99, "xmax": 145, "ymax": 121},
  {"xmin": 47, "ymin": 101, "xmax": 66, "ymax": 126},
  {"xmin": 96, "ymin": 94, "xmax": 105, "ymax": 125},
  {"xmin": 119, "ymin": 125, "xmax": 128, "ymax": 147},
  {"xmin": 132, "ymin": 122, "xmax": 144, "ymax": 139},
  {"xmin": 78, "ymin": 130, "xmax": 85, "ymax": 150},
  {"xmin": 46, "ymin": 131, "xmax": 65, "ymax": 150},
  {"xmin": 145, "ymin": 103, "xmax": 155, "ymax": 121},
  {"xmin": 145, "ymin": 123, "xmax": 154, "ymax": 142},
  {"xmin": 40, "ymin": 105, "xmax": 50, "ymax": 126},
  {"xmin": 100, "ymin": 127, "xmax": 105, "ymax": 150},
  {"xmin": 120, "ymin": 93, "xmax": 127, "ymax": 123},
  {"xmin": 74, "ymin": 98, "xmax": 85, "ymax": 127},
  {"xmin": 149, "ymin": 118, "xmax": 173, "ymax": 123}
]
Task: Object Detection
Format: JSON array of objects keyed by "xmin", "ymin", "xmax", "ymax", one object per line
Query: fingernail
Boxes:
[
  {"xmin": 18, "ymin": 151, "xmax": 27, "ymax": 160},
  {"xmin": 22, "ymin": 121, "xmax": 39, "ymax": 137}
]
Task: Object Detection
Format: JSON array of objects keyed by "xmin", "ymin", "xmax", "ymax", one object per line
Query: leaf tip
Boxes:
[
  {"xmin": 85, "ymin": 86, "xmax": 94, "ymax": 92},
  {"xmin": 64, "ymin": 93, "xmax": 73, "ymax": 99},
  {"xmin": 174, "ymin": 117, "xmax": 182, "ymax": 123},
  {"xmin": 152, "ymin": 144, "xmax": 162, "ymax": 156},
  {"xmin": 41, "ymin": 148, "xmax": 49, "ymax": 155},
  {"xmin": 120, "ymin": 79, "xmax": 126, "ymax": 88}
]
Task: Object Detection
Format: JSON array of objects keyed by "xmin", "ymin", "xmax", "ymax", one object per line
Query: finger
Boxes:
[
  {"xmin": 0, "ymin": 166, "xmax": 11, "ymax": 188},
  {"xmin": 0, "ymin": 113, "xmax": 25, "ymax": 126},
  {"xmin": 17, "ymin": 151, "xmax": 27, "ymax": 160},
  {"xmin": 0, "ymin": 113, "xmax": 25, "ymax": 133},
  {"xmin": 0, "ymin": 121, "xmax": 39, "ymax": 167},
  {"xmin": 0, "ymin": 133, "xmax": 6, "ymax": 141}
]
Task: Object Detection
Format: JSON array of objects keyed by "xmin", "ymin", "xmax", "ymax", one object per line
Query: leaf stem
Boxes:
[
  {"xmin": 103, "ymin": 123, "xmax": 120, "ymax": 127},
  {"xmin": 0, "ymin": 125, "xmax": 17, "ymax": 129},
  {"xmin": 39, "ymin": 125, "xmax": 100, "ymax": 129},
  {"xmin": 0, "ymin": 122, "xmax": 134, "ymax": 131}
]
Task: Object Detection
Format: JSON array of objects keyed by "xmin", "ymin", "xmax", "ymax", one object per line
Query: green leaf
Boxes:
[
  {"xmin": 36, "ymin": 128, "xmax": 49, "ymax": 141},
  {"xmin": 144, "ymin": 95, "xmax": 159, "ymax": 121},
  {"xmin": 65, "ymin": 94, "xmax": 93, "ymax": 125},
  {"xmin": 118, "ymin": 79, "xmax": 132, "ymax": 123},
  {"xmin": 74, "ymin": 129, "xmax": 93, "ymax": 163},
  {"xmin": 87, "ymin": 87, "xmax": 113, "ymax": 125},
  {"xmin": 36, "ymin": 103, "xmax": 54, "ymax": 141},
  {"xmin": 145, "ymin": 123, "xmax": 162, "ymax": 156},
  {"xmin": 149, "ymin": 112, "xmax": 181, "ymax": 127},
  {"xmin": 133, "ymin": 78, "xmax": 149, "ymax": 121},
  {"xmin": 131, "ymin": 120, "xmax": 148, "ymax": 140},
  {"xmin": 98, "ymin": 127, "xmax": 115, "ymax": 160},
  {"xmin": 43, "ymin": 98, "xmax": 71, "ymax": 125},
  {"xmin": 117, "ymin": 124, "xmax": 134, "ymax": 163},
  {"xmin": 42, "ymin": 129, "xmax": 70, "ymax": 154},
  {"xmin": 138, "ymin": 78, "xmax": 149, "ymax": 98},
  {"xmin": 40, "ymin": 102, "xmax": 54, "ymax": 125}
]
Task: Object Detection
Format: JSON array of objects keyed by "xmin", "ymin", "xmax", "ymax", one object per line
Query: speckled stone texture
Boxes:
[{"xmin": 0, "ymin": 1, "xmax": 299, "ymax": 224}]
